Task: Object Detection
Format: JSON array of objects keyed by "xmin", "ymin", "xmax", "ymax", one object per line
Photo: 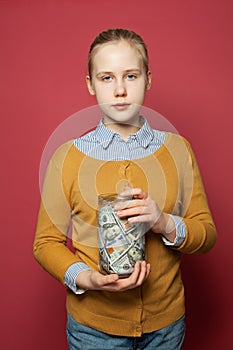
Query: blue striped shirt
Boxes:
[
  {"xmin": 64, "ymin": 118, "xmax": 186, "ymax": 294},
  {"xmin": 73, "ymin": 118, "xmax": 167, "ymax": 160}
]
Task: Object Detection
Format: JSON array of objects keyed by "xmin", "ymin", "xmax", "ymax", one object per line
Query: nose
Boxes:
[{"xmin": 114, "ymin": 79, "xmax": 127, "ymax": 97}]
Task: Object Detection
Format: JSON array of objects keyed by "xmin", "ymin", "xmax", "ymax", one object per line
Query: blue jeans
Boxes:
[{"xmin": 66, "ymin": 314, "xmax": 185, "ymax": 350}]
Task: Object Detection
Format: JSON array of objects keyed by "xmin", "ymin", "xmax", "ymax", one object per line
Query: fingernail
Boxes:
[
  {"xmin": 128, "ymin": 217, "xmax": 135, "ymax": 223},
  {"xmin": 116, "ymin": 210, "xmax": 123, "ymax": 216}
]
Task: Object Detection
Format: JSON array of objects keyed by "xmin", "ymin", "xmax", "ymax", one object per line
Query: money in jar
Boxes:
[{"xmin": 98, "ymin": 194, "xmax": 147, "ymax": 278}]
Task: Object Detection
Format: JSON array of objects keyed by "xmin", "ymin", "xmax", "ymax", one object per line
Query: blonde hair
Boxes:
[{"xmin": 88, "ymin": 28, "xmax": 149, "ymax": 78}]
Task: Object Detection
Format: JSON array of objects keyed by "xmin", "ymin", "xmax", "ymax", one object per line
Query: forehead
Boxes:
[{"xmin": 92, "ymin": 41, "xmax": 143, "ymax": 72}]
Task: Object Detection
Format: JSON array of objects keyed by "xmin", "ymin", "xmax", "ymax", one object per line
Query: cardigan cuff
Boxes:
[
  {"xmin": 162, "ymin": 215, "xmax": 186, "ymax": 247},
  {"xmin": 64, "ymin": 262, "xmax": 92, "ymax": 294}
]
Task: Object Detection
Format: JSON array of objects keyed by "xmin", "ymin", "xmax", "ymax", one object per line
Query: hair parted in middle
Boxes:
[{"xmin": 87, "ymin": 28, "xmax": 149, "ymax": 79}]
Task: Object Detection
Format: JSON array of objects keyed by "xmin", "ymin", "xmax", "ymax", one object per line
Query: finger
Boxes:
[
  {"xmin": 120, "ymin": 188, "xmax": 148, "ymax": 200},
  {"xmin": 100, "ymin": 273, "xmax": 119, "ymax": 286},
  {"xmin": 133, "ymin": 190, "xmax": 148, "ymax": 200},
  {"xmin": 114, "ymin": 198, "xmax": 152, "ymax": 218},
  {"xmin": 116, "ymin": 205, "xmax": 149, "ymax": 218},
  {"xmin": 146, "ymin": 263, "xmax": 151, "ymax": 278},
  {"xmin": 115, "ymin": 198, "xmax": 147, "ymax": 211},
  {"xmin": 99, "ymin": 262, "xmax": 150, "ymax": 292},
  {"xmin": 126, "ymin": 261, "xmax": 142, "ymax": 286},
  {"xmin": 127, "ymin": 213, "xmax": 155, "ymax": 223},
  {"xmin": 92, "ymin": 272, "xmax": 119, "ymax": 289},
  {"xmin": 110, "ymin": 262, "xmax": 142, "ymax": 290},
  {"xmin": 134, "ymin": 261, "xmax": 148, "ymax": 286}
]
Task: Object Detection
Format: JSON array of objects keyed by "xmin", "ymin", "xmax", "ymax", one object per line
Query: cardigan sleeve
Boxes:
[
  {"xmin": 33, "ymin": 143, "xmax": 83, "ymax": 285},
  {"xmin": 175, "ymin": 139, "xmax": 217, "ymax": 254}
]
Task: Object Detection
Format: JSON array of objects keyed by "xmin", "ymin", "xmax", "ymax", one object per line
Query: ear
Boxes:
[
  {"xmin": 86, "ymin": 75, "xmax": 96, "ymax": 95},
  {"xmin": 146, "ymin": 71, "xmax": 152, "ymax": 90}
]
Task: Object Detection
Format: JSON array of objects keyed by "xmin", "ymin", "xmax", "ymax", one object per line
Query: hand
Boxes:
[
  {"xmin": 75, "ymin": 261, "xmax": 150, "ymax": 292},
  {"xmin": 114, "ymin": 187, "xmax": 176, "ymax": 242}
]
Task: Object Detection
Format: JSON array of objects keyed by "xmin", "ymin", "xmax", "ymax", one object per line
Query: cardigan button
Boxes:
[{"xmin": 135, "ymin": 325, "xmax": 142, "ymax": 336}]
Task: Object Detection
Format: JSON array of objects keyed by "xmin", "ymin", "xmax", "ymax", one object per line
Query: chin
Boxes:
[{"xmin": 107, "ymin": 115, "xmax": 141, "ymax": 126}]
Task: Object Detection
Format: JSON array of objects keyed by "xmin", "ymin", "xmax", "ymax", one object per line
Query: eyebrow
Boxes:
[{"xmin": 96, "ymin": 69, "xmax": 142, "ymax": 77}]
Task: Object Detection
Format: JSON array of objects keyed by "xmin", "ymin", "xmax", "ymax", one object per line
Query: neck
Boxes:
[{"xmin": 104, "ymin": 118, "xmax": 142, "ymax": 141}]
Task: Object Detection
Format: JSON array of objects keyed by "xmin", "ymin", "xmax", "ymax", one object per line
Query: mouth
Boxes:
[{"xmin": 112, "ymin": 103, "xmax": 130, "ymax": 111}]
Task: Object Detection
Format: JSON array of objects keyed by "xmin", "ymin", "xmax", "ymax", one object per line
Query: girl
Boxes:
[{"xmin": 34, "ymin": 28, "xmax": 217, "ymax": 350}]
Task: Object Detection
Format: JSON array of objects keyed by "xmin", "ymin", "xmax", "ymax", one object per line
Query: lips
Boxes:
[{"xmin": 112, "ymin": 103, "xmax": 130, "ymax": 111}]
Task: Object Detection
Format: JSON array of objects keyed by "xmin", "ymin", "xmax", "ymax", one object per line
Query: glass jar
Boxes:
[{"xmin": 98, "ymin": 194, "xmax": 146, "ymax": 278}]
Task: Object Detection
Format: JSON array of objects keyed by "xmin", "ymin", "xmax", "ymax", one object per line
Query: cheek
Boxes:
[
  {"xmin": 130, "ymin": 82, "xmax": 147, "ymax": 99},
  {"xmin": 95, "ymin": 87, "xmax": 113, "ymax": 102}
]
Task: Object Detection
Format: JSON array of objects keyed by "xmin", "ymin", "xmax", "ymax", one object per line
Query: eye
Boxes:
[
  {"xmin": 126, "ymin": 74, "xmax": 137, "ymax": 80},
  {"xmin": 102, "ymin": 75, "xmax": 113, "ymax": 82}
]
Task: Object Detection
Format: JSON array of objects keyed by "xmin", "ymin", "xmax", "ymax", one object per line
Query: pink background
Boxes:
[{"xmin": 1, "ymin": 1, "xmax": 232, "ymax": 349}]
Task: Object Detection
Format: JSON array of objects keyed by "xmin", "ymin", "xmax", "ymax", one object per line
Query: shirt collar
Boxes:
[
  {"xmin": 93, "ymin": 117, "xmax": 154, "ymax": 149},
  {"xmin": 93, "ymin": 119, "xmax": 116, "ymax": 149},
  {"xmin": 135, "ymin": 117, "xmax": 155, "ymax": 148}
]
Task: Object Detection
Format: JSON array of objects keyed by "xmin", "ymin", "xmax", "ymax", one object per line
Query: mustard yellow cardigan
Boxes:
[{"xmin": 34, "ymin": 132, "xmax": 216, "ymax": 336}]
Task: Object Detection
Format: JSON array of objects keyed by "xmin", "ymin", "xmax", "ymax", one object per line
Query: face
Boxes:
[
  {"xmin": 86, "ymin": 41, "xmax": 151, "ymax": 130},
  {"xmin": 128, "ymin": 247, "xmax": 143, "ymax": 261},
  {"xmin": 105, "ymin": 225, "xmax": 121, "ymax": 240}
]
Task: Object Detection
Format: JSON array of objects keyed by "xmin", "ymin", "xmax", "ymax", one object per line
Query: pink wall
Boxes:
[{"xmin": 1, "ymin": 1, "xmax": 232, "ymax": 349}]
